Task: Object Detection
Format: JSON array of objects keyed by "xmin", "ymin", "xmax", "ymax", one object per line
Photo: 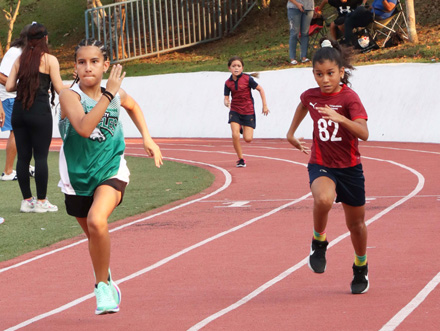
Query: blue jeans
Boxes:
[{"xmin": 288, "ymin": 8, "xmax": 314, "ymax": 60}]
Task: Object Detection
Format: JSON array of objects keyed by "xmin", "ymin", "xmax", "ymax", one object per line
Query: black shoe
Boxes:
[
  {"xmin": 236, "ymin": 158, "xmax": 246, "ymax": 168},
  {"xmin": 351, "ymin": 263, "xmax": 369, "ymax": 294},
  {"xmin": 308, "ymin": 239, "xmax": 328, "ymax": 273}
]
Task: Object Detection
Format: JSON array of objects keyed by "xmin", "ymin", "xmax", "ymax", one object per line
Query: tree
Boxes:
[
  {"xmin": 2, "ymin": 0, "xmax": 22, "ymax": 53},
  {"xmin": 405, "ymin": 0, "xmax": 418, "ymax": 43}
]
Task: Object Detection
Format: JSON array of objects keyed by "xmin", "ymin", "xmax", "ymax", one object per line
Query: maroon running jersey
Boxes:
[
  {"xmin": 224, "ymin": 73, "xmax": 258, "ymax": 115},
  {"xmin": 300, "ymin": 85, "xmax": 368, "ymax": 168}
]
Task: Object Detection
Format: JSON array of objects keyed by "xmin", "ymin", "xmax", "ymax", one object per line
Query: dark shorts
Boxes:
[
  {"xmin": 308, "ymin": 163, "xmax": 365, "ymax": 207},
  {"xmin": 334, "ymin": 15, "xmax": 346, "ymax": 26},
  {"xmin": 228, "ymin": 110, "xmax": 256, "ymax": 129},
  {"xmin": 64, "ymin": 178, "xmax": 127, "ymax": 218}
]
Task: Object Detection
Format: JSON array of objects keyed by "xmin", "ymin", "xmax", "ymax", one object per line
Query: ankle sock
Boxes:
[
  {"xmin": 355, "ymin": 253, "xmax": 367, "ymax": 266},
  {"xmin": 313, "ymin": 229, "xmax": 327, "ymax": 242}
]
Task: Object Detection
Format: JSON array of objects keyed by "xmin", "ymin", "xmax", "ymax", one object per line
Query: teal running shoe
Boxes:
[
  {"xmin": 108, "ymin": 269, "xmax": 121, "ymax": 306},
  {"xmin": 94, "ymin": 282, "xmax": 119, "ymax": 315}
]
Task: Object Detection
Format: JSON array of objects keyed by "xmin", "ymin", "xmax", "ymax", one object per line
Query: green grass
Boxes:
[{"xmin": 0, "ymin": 151, "xmax": 214, "ymax": 262}]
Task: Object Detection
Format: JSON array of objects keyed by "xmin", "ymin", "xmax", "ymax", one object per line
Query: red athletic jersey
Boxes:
[
  {"xmin": 300, "ymin": 85, "xmax": 368, "ymax": 168},
  {"xmin": 224, "ymin": 73, "xmax": 258, "ymax": 115}
]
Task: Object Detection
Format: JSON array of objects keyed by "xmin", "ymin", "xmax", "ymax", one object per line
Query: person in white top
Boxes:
[{"xmin": 0, "ymin": 24, "xmax": 31, "ymax": 181}]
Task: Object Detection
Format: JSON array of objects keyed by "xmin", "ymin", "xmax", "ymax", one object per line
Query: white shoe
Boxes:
[
  {"xmin": 20, "ymin": 198, "xmax": 36, "ymax": 213},
  {"xmin": 29, "ymin": 165, "xmax": 35, "ymax": 177},
  {"xmin": 1, "ymin": 170, "xmax": 17, "ymax": 181},
  {"xmin": 35, "ymin": 199, "xmax": 58, "ymax": 213},
  {"xmin": 0, "ymin": 217, "xmax": 4, "ymax": 225}
]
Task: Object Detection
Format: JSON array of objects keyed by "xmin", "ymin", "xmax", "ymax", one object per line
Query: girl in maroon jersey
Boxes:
[
  {"xmin": 286, "ymin": 38, "xmax": 370, "ymax": 294},
  {"xmin": 224, "ymin": 56, "xmax": 269, "ymax": 167}
]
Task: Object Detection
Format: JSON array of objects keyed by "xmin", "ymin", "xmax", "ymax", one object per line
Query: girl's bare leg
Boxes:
[
  {"xmin": 310, "ymin": 177, "xmax": 336, "ymax": 233},
  {"xmin": 342, "ymin": 203, "xmax": 367, "ymax": 256},
  {"xmin": 76, "ymin": 185, "xmax": 121, "ymax": 284},
  {"xmin": 242, "ymin": 126, "xmax": 254, "ymax": 143},
  {"xmin": 230, "ymin": 122, "xmax": 243, "ymax": 159}
]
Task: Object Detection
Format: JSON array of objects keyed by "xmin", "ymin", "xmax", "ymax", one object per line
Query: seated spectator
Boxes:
[
  {"xmin": 343, "ymin": 0, "xmax": 397, "ymax": 45},
  {"xmin": 317, "ymin": 0, "xmax": 367, "ymax": 40}
]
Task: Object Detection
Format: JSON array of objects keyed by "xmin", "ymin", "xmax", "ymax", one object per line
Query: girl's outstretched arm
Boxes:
[
  {"xmin": 286, "ymin": 102, "xmax": 310, "ymax": 154},
  {"xmin": 119, "ymin": 89, "xmax": 163, "ymax": 168},
  {"xmin": 255, "ymin": 85, "xmax": 269, "ymax": 116},
  {"xmin": 59, "ymin": 64, "xmax": 125, "ymax": 137}
]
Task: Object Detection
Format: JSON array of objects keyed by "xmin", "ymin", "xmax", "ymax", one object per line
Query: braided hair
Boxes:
[{"xmin": 72, "ymin": 39, "xmax": 109, "ymax": 86}]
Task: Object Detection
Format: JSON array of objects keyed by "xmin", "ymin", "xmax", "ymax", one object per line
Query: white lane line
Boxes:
[
  {"xmin": 0, "ymin": 157, "xmax": 232, "ymax": 274},
  {"xmin": 5, "ymin": 152, "xmax": 309, "ymax": 330},
  {"xmin": 6, "ymin": 194, "xmax": 312, "ymax": 331},
  {"xmin": 379, "ymin": 272, "xmax": 440, "ymax": 331},
  {"xmin": 187, "ymin": 156, "xmax": 425, "ymax": 331}
]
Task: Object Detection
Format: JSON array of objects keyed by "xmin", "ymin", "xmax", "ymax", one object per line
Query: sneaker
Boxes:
[
  {"xmin": 34, "ymin": 199, "xmax": 58, "ymax": 213},
  {"xmin": 94, "ymin": 282, "xmax": 119, "ymax": 315},
  {"xmin": 108, "ymin": 269, "xmax": 121, "ymax": 306},
  {"xmin": 301, "ymin": 58, "xmax": 310, "ymax": 63},
  {"xmin": 0, "ymin": 217, "xmax": 4, "ymax": 225},
  {"xmin": 351, "ymin": 263, "xmax": 369, "ymax": 294},
  {"xmin": 1, "ymin": 170, "xmax": 17, "ymax": 181},
  {"xmin": 29, "ymin": 165, "xmax": 35, "ymax": 177},
  {"xmin": 20, "ymin": 198, "xmax": 36, "ymax": 213},
  {"xmin": 308, "ymin": 239, "xmax": 328, "ymax": 273},
  {"xmin": 290, "ymin": 60, "xmax": 298, "ymax": 65},
  {"xmin": 236, "ymin": 158, "xmax": 246, "ymax": 168}
]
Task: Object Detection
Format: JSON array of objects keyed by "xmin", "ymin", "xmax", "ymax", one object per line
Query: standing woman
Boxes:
[
  {"xmin": 287, "ymin": 0, "xmax": 315, "ymax": 65},
  {"xmin": 6, "ymin": 22, "xmax": 66, "ymax": 213}
]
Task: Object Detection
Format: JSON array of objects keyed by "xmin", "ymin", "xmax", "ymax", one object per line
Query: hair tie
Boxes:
[{"xmin": 321, "ymin": 40, "xmax": 333, "ymax": 48}]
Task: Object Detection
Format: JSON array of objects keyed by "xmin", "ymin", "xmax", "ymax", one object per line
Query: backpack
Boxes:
[{"xmin": 351, "ymin": 28, "xmax": 379, "ymax": 53}]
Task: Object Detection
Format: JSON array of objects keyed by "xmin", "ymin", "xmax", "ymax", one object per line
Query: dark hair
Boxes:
[
  {"xmin": 74, "ymin": 39, "xmax": 109, "ymax": 61},
  {"xmin": 312, "ymin": 38, "xmax": 354, "ymax": 86},
  {"xmin": 227, "ymin": 55, "xmax": 259, "ymax": 78},
  {"xmin": 17, "ymin": 23, "xmax": 54, "ymax": 110},
  {"xmin": 10, "ymin": 24, "xmax": 31, "ymax": 49}
]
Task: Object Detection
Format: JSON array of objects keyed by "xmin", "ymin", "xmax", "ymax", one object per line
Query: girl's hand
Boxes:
[
  {"xmin": 288, "ymin": 136, "xmax": 310, "ymax": 155},
  {"xmin": 144, "ymin": 139, "xmax": 163, "ymax": 168},
  {"xmin": 262, "ymin": 105, "xmax": 270, "ymax": 116},
  {"xmin": 316, "ymin": 105, "xmax": 344, "ymax": 123},
  {"xmin": 224, "ymin": 100, "xmax": 230, "ymax": 108},
  {"xmin": 105, "ymin": 64, "xmax": 126, "ymax": 96}
]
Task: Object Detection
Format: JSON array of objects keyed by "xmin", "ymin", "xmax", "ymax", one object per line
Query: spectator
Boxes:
[
  {"xmin": 317, "ymin": 0, "xmax": 367, "ymax": 40},
  {"xmin": 6, "ymin": 22, "xmax": 66, "ymax": 213},
  {"xmin": 0, "ymin": 24, "xmax": 31, "ymax": 181},
  {"xmin": 287, "ymin": 0, "xmax": 315, "ymax": 65},
  {"xmin": 343, "ymin": 0, "xmax": 397, "ymax": 45}
]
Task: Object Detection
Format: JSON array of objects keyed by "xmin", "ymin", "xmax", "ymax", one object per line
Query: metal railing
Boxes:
[{"xmin": 85, "ymin": 0, "xmax": 257, "ymax": 63}]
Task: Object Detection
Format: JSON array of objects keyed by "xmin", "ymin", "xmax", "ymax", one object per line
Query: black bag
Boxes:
[
  {"xmin": 351, "ymin": 28, "xmax": 379, "ymax": 53},
  {"xmin": 384, "ymin": 31, "xmax": 403, "ymax": 48}
]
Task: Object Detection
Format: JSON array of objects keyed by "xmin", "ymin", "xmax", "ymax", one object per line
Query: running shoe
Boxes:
[
  {"xmin": 1, "ymin": 170, "xmax": 17, "ymax": 181},
  {"xmin": 236, "ymin": 158, "xmax": 246, "ymax": 168},
  {"xmin": 108, "ymin": 269, "xmax": 121, "ymax": 306},
  {"xmin": 34, "ymin": 199, "xmax": 58, "ymax": 213},
  {"xmin": 20, "ymin": 198, "xmax": 36, "ymax": 213},
  {"xmin": 94, "ymin": 282, "xmax": 119, "ymax": 315},
  {"xmin": 0, "ymin": 217, "xmax": 4, "ymax": 225},
  {"xmin": 308, "ymin": 239, "xmax": 328, "ymax": 273},
  {"xmin": 29, "ymin": 165, "xmax": 35, "ymax": 177},
  {"xmin": 351, "ymin": 263, "xmax": 369, "ymax": 294}
]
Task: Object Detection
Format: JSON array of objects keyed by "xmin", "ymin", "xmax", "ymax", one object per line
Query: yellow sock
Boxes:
[
  {"xmin": 355, "ymin": 253, "xmax": 367, "ymax": 266},
  {"xmin": 313, "ymin": 229, "xmax": 327, "ymax": 242}
]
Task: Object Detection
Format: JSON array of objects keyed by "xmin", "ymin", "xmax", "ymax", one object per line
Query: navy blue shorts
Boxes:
[
  {"xmin": 308, "ymin": 163, "xmax": 365, "ymax": 207},
  {"xmin": 228, "ymin": 110, "xmax": 256, "ymax": 129},
  {"xmin": 64, "ymin": 178, "xmax": 127, "ymax": 218}
]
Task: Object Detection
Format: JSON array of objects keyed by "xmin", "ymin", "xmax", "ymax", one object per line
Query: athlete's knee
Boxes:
[
  {"xmin": 313, "ymin": 194, "xmax": 334, "ymax": 210},
  {"xmin": 244, "ymin": 136, "xmax": 253, "ymax": 143},
  {"xmin": 347, "ymin": 219, "xmax": 366, "ymax": 234},
  {"xmin": 87, "ymin": 215, "xmax": 108, "ymax": 236}
]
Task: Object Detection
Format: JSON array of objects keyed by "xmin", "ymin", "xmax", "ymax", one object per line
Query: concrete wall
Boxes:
[{"xmin": 2, "ymin": 63, "xmax": 439, "ymax": 143}]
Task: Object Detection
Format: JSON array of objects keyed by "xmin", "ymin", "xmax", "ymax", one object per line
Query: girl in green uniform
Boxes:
[{"xmin": 58, "ymin": 39, "xmax": 162, "ymax": 315}]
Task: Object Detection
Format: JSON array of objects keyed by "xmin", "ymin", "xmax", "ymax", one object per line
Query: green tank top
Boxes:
[{"xmin": 58, "ymin": 84, "xmax": 126, "ymax": 196}]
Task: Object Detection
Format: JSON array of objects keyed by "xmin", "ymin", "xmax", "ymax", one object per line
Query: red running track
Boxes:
[{"xmin": 0, "ymin": 138, "xmax": 439, "ymax": 331}]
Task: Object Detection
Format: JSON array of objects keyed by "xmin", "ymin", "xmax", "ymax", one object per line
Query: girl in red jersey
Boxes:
[
  {"xmin": 286, "ymin": 38, "xmax": 369, "ymax": 294},
  {"xmin": 224, "ymin": 56, "xmax": 269, "ymax": 167}
]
